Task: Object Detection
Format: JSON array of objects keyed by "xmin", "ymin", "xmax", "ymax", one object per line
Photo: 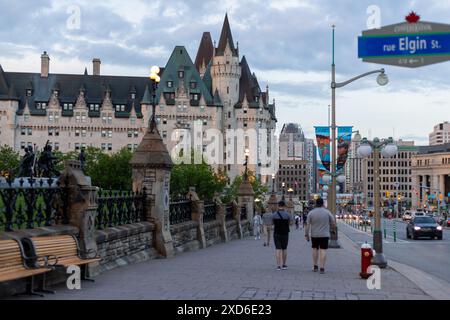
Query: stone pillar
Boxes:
[
  {"xmin": 60, "ymin": 161, "xmax": 98, "ymax": 270},
  {"xmin": 231, "ymin": 200, "xmax": 243, "ymax": 238},
  {"xmin": 411, "ymin": 175, "xmax": 419, "ymax": 209},
  {"xmin": 214, "ymin": 192, "xmax": 228, "ymax": 243},
  {"xmin": 186, "ymin": 188, "xmax": 206, "ymax": 249},
  {"xmin": 267, "ymin": 193, "xmax": 278, "ymax": 213},
  {"xmin": 237, "ymin": 179, "xmax": 255, "ymax": 222},
  {"xmin": 130, "ymin": 129, "xmax": 174, "ymax": 258}
]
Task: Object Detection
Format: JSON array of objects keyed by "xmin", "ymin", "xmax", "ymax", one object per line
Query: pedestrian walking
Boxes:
[
  {"xmin": 253, "ymin": 213, "xmax": 263, "ymax": 240},
  {"xmin": 272, "ymin": 201, "xmax": 294, "ymax": 270},
  {"xmin": 304, "ymin": 197, "xmax": 336, "ymax": 274},
  {"xmin": 302, "ymin": 211, "xmax": 308, "ymax": 228},
  {"xmin": 262, "ymin": 210, "xmax": 274, "ymax": 247},
  {"xmin": 295, "ymin": 214, "xmax": 300, "ymax": 230}
]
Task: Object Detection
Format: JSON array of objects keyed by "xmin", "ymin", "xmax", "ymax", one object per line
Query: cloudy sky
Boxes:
[{"xmin": 1, "ymin": 0, "xmax": 449, "ymax": 145}]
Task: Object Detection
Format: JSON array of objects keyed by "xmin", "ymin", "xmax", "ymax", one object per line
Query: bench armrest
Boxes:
[
  {"xmin": 23, "ymin": 254, "xmax": 59, "ymax": 268},
  {"xmin": 80, "ymin": 248, "xmax": 99, "ymax": 259}
]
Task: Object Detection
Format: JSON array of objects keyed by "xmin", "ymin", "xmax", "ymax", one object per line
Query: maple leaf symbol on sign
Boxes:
[{"xmin": 405, "ymin": 11, "xmax": 421, "ymax": 23}]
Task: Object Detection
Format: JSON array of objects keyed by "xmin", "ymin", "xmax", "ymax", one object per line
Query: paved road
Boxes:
[
  {"xmin": 9, "ymin": 225, "xmax": 430, "ymax": 300},
  {"xmin": 338, "ymin": 218, "xmax": 450, "ymax": 284}
]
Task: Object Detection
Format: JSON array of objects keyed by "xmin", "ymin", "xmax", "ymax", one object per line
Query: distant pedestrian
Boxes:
[
  {"xmin": 304, "ymin": 198, "xmax": 336, "ymax": 274},
  {"xmin": 262, "ymin": 210, "xmax": 274, "ymax": 247},
  {"xmin": 302, "ymin": 212, "xmax": 308, "ymax": 228},
  {"xmin": 272, "ymin": 201, "xmax": 294, "ymax": 271},
  {"xmin": 294, "ymin": 215, "xmax": 300, "ymax": 230},
  {"xmin": 253, "ymin": 213, "xmax": 263, "ymax": 240}
]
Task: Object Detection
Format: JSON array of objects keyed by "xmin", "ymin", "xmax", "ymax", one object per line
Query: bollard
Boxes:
[
  {"xmin": 393, "ymin": 220, "xmax": 397, "ymax": 242},
  {"xmin": 364, "ymin": 222, "xmax": 367, "ymax": 233},
  {"xmin": 383, "ymin": 220, "xmax": 387, "ymax": 239}
]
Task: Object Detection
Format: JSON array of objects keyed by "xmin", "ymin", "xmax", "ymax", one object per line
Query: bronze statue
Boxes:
[
  {"xmin": 78, "ymin": 148, "xmax": 86, "ymax": 172},
  {"xmin": 17, "ymin": 146, "xmax": 35, "ymax": 177},
  {"xmin": 38, "ymin": 141, "xmax": 59, "ymax": 178}
]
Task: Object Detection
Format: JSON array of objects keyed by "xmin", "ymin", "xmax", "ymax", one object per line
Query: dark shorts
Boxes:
[
  {"xmin": 274, "ymin": 234, "xmax": 289, "ymax": 250},
  {"xmin": 311, "ymin": 237, "xmax": 329, "ymax": 250}
]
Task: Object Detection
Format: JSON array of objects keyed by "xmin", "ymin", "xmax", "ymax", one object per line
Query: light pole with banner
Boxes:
[{"xmin": 329, "ymin": 25, "xmax": 389, "ymax": 249}]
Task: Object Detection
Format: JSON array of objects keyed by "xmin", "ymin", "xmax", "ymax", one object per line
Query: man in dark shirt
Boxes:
[{"xmin": 272, "ymin": 201, "xmax": 294, "ymax": 270}]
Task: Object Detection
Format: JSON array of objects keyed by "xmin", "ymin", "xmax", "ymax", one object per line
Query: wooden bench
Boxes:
[
  {"xmin": 23, "ymin": 235, "xmax": 101, "ymax": 281},
  {"xmin": 0, "ymin": 239, "xmax": 54, "ymax": 296}
]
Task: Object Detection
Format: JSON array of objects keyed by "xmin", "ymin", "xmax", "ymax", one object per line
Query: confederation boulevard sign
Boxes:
[{"xmin": 358, "ymin": 12, "xmax": 450, "ymax": 68}]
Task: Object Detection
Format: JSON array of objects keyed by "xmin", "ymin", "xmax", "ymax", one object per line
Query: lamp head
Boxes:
[
  {"xmin": 377, "ymin": 70, "xmax": 389, "ymax": 86},
  {"xmin": 381, "ymin": 143, "xmax": 398, "ymax": 158},
  {"xmin": 272, "ymin": 173, "xmax": 275, "ymax": 180},
  {"xmin": 322, "ymin": 174, "xmax": 331, "ymax": 184},
  {"xmin": 337, "ymin": 175, "xmax": 346, "ymax": 184},
  {"xmin": 245, "ymin": 148, "xmax": 250, "ymax": 157},
  {"xmin": 357, "ymin": 138, "xmax": 373, "ymax": 158},
  {"xmin": 150, "ymin": 66, "xmax": 160, "ymax": 75}
]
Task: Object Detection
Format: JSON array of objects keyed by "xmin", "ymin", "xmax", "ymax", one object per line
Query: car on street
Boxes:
[
  {"xmin": 406, "ymin": 216, "xmax": 443, "ymax": 240},
  {"xmin": 402, "ymin": 212, "xmax": 412, "ymax": 222},
  {"xmin": 358, "ymin": 216, "xmax": 371, "ymax": 226}
]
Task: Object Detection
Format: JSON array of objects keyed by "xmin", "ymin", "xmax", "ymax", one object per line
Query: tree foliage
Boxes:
[
  {"xmin": 0, "ymin": 145, "xmax": 20, "ymax": 176},
  {"xmin": 170, "ymin": 153, "xmax": 227, "ymax": 200}
]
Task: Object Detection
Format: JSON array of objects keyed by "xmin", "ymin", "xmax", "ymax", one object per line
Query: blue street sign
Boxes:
[
  {"xmin": 358, "ymin": 19, "xmax": 450, "ymax": 68},
  {"xmin": 358, "ymin": 33, "xmax": 450, "ymax": 58}
]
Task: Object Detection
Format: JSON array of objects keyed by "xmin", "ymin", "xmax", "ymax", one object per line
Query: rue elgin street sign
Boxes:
[{"xmin": 358, "ymin": 13, "xmax": 450, "ymax": 68}]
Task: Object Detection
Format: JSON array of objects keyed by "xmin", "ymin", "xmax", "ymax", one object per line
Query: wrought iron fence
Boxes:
[
  {"xmin": 241, "ymin": 205, "xmax": 247, "ymax": 220},
  {"xmin": 0, "ymin": 177, "xmax": 69, "ymax": 232},
  {"xmin": 169, "ymin": 197, "xmax": 192, "ymax": 225},
  {"xmin": 225, "ymin": 204, "xmax": 234, "ymax": 221},
  {"xmin": 203, "ymin": 200, "xmax": 217, "ymax": 223},
  {"xmin": 96, "ymin": 188, "xmax": 146, "ymax": 230}
]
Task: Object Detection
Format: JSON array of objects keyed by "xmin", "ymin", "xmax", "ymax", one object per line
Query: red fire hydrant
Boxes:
[{"xmin": 360, "ymin": 242, "xmax": 374, "ymax": 279}]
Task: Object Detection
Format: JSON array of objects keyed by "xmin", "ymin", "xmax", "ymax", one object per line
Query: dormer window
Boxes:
[
  {"xmin": 53, "ymin": 90, "xmax": 59, "ymax": 97},
  {"xmin": 36, "ymin": 102, "xmax": 47, "ymax": 110},
  {"xmin": 243, "ymin": 108, "xmax": 248, "ymax": 114},
  {"xmin": 63, "ymin": 103, "xmax": 74, "ymax": 111},
  {"xmin": 89, "ymin": 104, "xmax": 100, "ymax": 111},
  {"xmin": 178, "ymin": 70, "xmax": 184, "ymax": 78},
  {"xmin": 131, "ymin": 93, "xmax": 136, "ymax": 99},
  {"xmin": 190, "ymin": 81, "xmax": 197, "ymax": 89},
  {"xmin": 190, "ymin": 93, "xmax": 199, "ymax": 101},
  {"xmin": 255, "ymin": 96, "xmax": 259, "ymax": 103},
  {"xmin": 26, "ymin": 89, "xmax": 32, "ymax": 97},
  {"xmin": 115, "ymin": 104, "xmax": 126, "ymax": 112},
  {"xmin": 167, "ymin": 81, "xmax": 173, "ymax": 88}
]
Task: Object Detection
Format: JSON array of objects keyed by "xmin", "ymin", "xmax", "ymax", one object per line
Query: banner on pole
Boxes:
[
  {"xmin": 315, "ymin": 126, "xmax": 331, "ymax": 172},
  {"xmin": 337, "ymin": 126, "xmax": 353, "ymax": 173}
]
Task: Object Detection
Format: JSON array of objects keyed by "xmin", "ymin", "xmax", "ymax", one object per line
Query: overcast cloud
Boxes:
[{"xmin": 1, "ymin": 0, "xmax": 450, "ymax": 145}]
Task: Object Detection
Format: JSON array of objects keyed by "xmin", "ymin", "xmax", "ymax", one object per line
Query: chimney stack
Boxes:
[
  {"xmin": 93, "ymin": 58, "xmax": 101, "ymax": 76},
  {"xmin": 41, "ymin": 51, "xmax": 50, "ymax": 78}
]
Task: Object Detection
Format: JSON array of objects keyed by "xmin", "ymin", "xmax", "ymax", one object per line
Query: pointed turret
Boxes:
[
  {"xmin": 195, "ymin": 32, "xmax": 214, "ymax": 73},
  {"xmin": 215, "ymin": 14, "xmax": 238, "ymax": 57}
]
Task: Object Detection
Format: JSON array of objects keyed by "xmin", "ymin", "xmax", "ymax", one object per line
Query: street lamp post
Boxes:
[
  {"xmin": 244, "ymin": 148, "xmax": 250, "ymax": 181},
  {"xmin": 282, "ymin": 182, "xmax": 286, "ymax": 201},
  {"xmin": 149, "ymin": 66, "xmax": 161, "ymax": 133},
  {"xmin": 271, "ymin": 173, "xmax": 276, "ymax": 194},
  {"xmin": 358, "ymin": 137, "xmax": 398, "ymax": 268},
  {"xmin": 329, "ymin": 26, "xmax": 389, "ymax": 249}
]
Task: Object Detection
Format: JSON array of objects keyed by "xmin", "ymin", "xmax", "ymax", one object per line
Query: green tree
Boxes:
[
  {"xmin": 221, "ymin": 170, "xmax": 268, "ymax": 204},
  {"xmin": 170, "ymin": 153, "xmax": 226, "ymax": 200},
  {"xmin": 0, "ymin": 145, "xmax": 20, "ymax": 175}
]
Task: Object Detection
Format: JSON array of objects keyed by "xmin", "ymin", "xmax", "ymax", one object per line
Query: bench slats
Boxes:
[{"xmin": 0, "ymin": 268, "xmax": 50, "ymax": 282}]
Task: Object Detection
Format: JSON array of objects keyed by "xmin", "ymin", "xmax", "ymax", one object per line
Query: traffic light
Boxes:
[
  {"xmin": 397, "ymin": 194, "xmax": 402, "ymax": 201},
  {"xmin": 386, "ymin": 191, "xmax": 390, "ymax": 198}
]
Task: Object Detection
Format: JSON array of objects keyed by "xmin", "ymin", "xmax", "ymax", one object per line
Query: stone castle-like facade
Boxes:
[{"xmin": 0, "ymin": 15, "xmax": 277, "ymax": 182}]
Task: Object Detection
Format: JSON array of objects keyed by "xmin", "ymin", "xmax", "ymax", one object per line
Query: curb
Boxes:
[{"xmin": 338, "ymin": 226, "xmax": 450, "ymax": 300}]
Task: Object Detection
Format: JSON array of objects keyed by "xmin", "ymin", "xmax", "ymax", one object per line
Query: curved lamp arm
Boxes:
[{"xmin": 332, "ymin": 69, "xmax": 385, "ymax": 89}]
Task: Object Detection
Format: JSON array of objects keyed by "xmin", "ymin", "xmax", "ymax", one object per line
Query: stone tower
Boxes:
[{"xmin": 211, "ymin": 14, "xmax": 241, "ymax": 117}]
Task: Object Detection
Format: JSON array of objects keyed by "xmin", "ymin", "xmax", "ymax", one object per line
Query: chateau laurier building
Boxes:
[{"xmin": 0, "ymin": 15, "xmax": 277, "ymax": 182}]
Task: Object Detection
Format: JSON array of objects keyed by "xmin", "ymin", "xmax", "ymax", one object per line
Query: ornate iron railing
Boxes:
[
  {"xmin": 0, "ymin": 177, "xmax": 69, "ymax": 232},
  {"xmin": 225, "ymin": 204, "xmax": 234, "ymax": 221},
  {"xmin": 96, "ymin": 189, "xmax": 146, "ymax": 229},
  {"xmin": 203, "ymin": 200, "xmax": 217, "ymax": 223},
  {"xmin": 241, "ymin": 205, "xmax": 247, "ymax": 220},
  {"xmin": 169, "ymin": 197, "xmax": 192, "ymax": 225}
]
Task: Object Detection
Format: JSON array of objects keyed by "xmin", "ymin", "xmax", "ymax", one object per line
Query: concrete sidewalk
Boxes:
[{"xmin": 11, "ymin": 226, "xmax": 431, "ymax": 300}]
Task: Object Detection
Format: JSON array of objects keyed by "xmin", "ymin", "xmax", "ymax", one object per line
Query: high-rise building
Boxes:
[
  {"xmin": 276, "ymin": 160, "xmax": 309, "ymax": 201},
  {"xmin": 278, "ymin": 123, "xmax": 316, "ymax": 198},
  {"xmin": 363, "ymin": 140, "xmax": 419, "ymax": 209},
  {"xmin": 429, "ymin": 121, "xmax": 450, "ymax": 146}
]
